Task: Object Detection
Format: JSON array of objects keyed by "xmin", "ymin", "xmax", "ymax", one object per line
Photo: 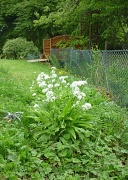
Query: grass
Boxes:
[
  {"xmin": 0, "ymin": 60, "xmax": 50, "ymax": 114},
  {"xmin": 0, "ymin": 59, "xmax": 128, "ymax": 180}
]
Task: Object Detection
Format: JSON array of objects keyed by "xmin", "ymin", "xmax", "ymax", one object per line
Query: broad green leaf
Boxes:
[{"xmin": 68, "ymin": 127, "xmax": 76, "ymax": 139}]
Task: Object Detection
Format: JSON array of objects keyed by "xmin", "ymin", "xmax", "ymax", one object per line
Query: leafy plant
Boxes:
[
  {"xmin": 29, "ymin": 67, "xmax": 93, "ymax": 141},
  {"xmin": 2, "ymin": 37, "xmax": 39, "ymax": 59}
]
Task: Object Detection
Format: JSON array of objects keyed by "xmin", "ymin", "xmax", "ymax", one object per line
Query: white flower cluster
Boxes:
[
  {"xmin": 82, "ymin": 103, "xmax": 92, "ymax": 110},
  {"xmin": 32, "ymin": 67, "xmax": 92, "ymax": 110},
  {"xmin": 70, "ymin": 80, "xmax": 87, "ymax": 100},
  {"xmin": 36, "ymin": 67, "xmax": 57, "ymax": 102},
  {"xmin": 59, "ymin": 76, "xmax": 68, "ymax": 84}
]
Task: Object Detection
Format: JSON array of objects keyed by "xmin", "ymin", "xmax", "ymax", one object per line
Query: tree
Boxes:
[
  {"xmin": 0, "ymin": 0, "xmax": 62, "ymax": 53},
  {"xmin": 34, "ymin": 0, "xmax": 128, "ymax": 49},
  {"xmin": 1, "ymin": 0, "xmax": 128, "ymax": 53}
]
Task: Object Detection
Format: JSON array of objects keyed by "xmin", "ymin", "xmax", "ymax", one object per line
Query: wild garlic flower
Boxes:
[
  {"xmin": 72, "ymin": 101, "xmax": 80, "ymax": 107},
  {"xmin": 52, "ymin": 79, "xmax": 55, "ymax": 83},
  {"xmin": 82, "ymin": 103, "xmax": 92, "ymax": 110},
  {"xmin": 51, "ymin": 67, "xmax": 56, "ymax": 70},
  {"xmin": 42, "ymin": 88, "xmax": 49, "ymax": 93},
  {"xmin": 46, "ymin": 91, "xmax": 56, "ymax": 102},
  {"xmin": 54, "ymin": 83, "xmax": 60, "ymax": 87},
  {"xmin": 38, "ymin": 81, "xmax": 47, "ymax": 88},
  {"xmin": 46, "ymin": 90, "xmax": 54, "ymax": 97},
  {"xmin": 61, "ymin": 80, "xmax": 66, "ymax": 84},
  {"xmin": 59, "ymin": 76, "xmax": 68, "ymax": 81},
  {"xmin": 73, "ymin": 90, "xmax": 86, "ymax": 100},
  {"xmin": 51, "ymin": 70, "xmax": 56, "ymax": 74},
  {"xmin": 37, "ymin": 72, "xmax": 44, "ymax": 81},
  {"xmin": 43, "ymin": 74, "xmax": 50, "ymax": 80},
  {"xmin": 72, "ymin": 89, "xmax": 80, "ymax": 97},
  {"xmin": 70, "ymin": 80, "xmax": 87, "ymax": 88},
  {"xmin": 32, "ymin": 93, "xmax": 36, "ymax": 96},
  {"xmin": 48, "ymin": 84, "xmax": 53, "ymax": 89},
  {"xmin": 51, "ymin": 73, "xmax": 57, "ymax": 78},
  {"xmin": 34, "ymin": 104, "xmax": 39, "ymax": 108}
]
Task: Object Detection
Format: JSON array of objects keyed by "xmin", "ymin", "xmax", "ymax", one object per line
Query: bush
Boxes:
[{"xmin": 2, "ymin": 37, "xmax": 39, "ymax": 59}]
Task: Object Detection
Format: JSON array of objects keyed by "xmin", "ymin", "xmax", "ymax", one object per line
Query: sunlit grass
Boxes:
[{"xmin": 0, "ymin": 59, "xmax": 50, "ymax": 116}]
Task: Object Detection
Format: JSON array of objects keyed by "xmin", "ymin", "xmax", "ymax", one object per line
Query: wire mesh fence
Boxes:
[{"xmin": 50, "ymin": 48, "xmax": 128, "ymax": 108}]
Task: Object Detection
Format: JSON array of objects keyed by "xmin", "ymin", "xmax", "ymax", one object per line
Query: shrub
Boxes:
[{"xmin": 2, "ymin": 37, "xmax": 39, "ymax": 59}]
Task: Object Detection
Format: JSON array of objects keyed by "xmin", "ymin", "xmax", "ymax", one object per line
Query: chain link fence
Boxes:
[{"xmin": 50, "ymin": 48, "xmax": 128, "ymax": 108}]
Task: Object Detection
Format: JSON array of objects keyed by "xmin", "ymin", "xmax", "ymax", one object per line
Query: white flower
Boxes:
[
  {"xmin": 52, "ymin": 79, "xmax": 55, "ymax": 83},
  {"xmin": 30, "ymin": 86, "xmax": 33, "ymax": 90},
  {"xmin": 73, "ymin": 86, "xmax": 80, "ymax": 91},
  {"xmin": 61, "ymin": 80, "xmax": 66, "ymax": 84},
  {"xmin": 78, "ymin": 80, "xmax": 87, "ymax": 86},
  {"xmin": 51, "ymin": 67, "xmax": 56, "ymax": 70},
  {"xmin": 72, "ymin": 89, "xmax": 86, "ymax": 100},
  {"xmin": 59, "ymin": 76, "xmax": 68, "ymax": 80},
  {"xmin": 73, "ymin": 89, "xmax": 80, "ymax": 97},
  {"xmin": 51, "ymin": 73, "xmax": 57, "ymax": 78},
  {"xmin": 37, "ymin": 73, "xmax": 44, "ymax": 81},
  {"xmin": 81, "ymin": 92, "xmax": 86, "ymax": 97},
  {"xmin": 54, "ymin": 83, "xmax": 60, "ymax": 87},
  {"xmin": 38, "ymin": 81, "xmax": 47, "ymax": 87},
  {"xmin": 32, "ymin": 93, "xmax": 36, "ymax": 96},
  {"xmin": 34, "ymin": 104, "xmax": 39, "ymax": 108},
  {"xmin": 46, "ymin": 91, "xmax": 56, "ymax": 102},
  {"xmin": 82, "ymin": 103, "xmax": 92, "ymax": 110},
  {"xmin": 51, "ymin": 70, "xmax": 55, "ymax": 74},
  {"xmin": 42, "ymin": 88, "xmax": 48, "ymax": 93},
  {"xmin": 48, "ymin": 84, "xmax": 53, "ymax": 89},
  {"xmin": 43, "ymin": 74, "xmax": 50, "ymax": 80},
  {"xmin": 46, "ymin": 96, "xmax": 56, "ymax": 102},
  {"xmin": 77, "ymin": 95, "xmax": 83, "ymax": 100},
  {"xmin": 70, "ymin": 80, "xmax": 87, "ymax": 88},
  {"xmin": 46, "ymin": 90, "xmax": 54, "ymax": 97},
  {"xmin": 72, "ymin": 101, "xmax": 80, "ymax": 107}
]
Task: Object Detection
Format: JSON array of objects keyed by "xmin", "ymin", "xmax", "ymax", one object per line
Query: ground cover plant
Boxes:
[{"xmin": 0, "ymin": 59, "xmax": 128, "ymax": 179}]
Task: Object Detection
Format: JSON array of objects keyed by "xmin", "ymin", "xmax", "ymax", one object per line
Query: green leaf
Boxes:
[
  {"xmin": 7, "ymin": 153, "xmax": 17, "ymax": 162},
  {"xmin": 68, "ymin": 127, "xmax": 76, "ymax": 139},
  {"xmin": 58, "ymin": 150, "xmax": 67, "ymax": 157},
  {"xmin": 72, "ymin": 158, "xmax": 81, "ymax": 163},
  {"xmin": 62, "ymin": 98, "xmax": 73, "ymax": 116}
]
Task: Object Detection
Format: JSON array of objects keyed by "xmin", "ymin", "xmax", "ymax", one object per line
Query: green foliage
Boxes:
[
  {"xmin": 34, "ymin": 0, "xmax": 128, "ymax": 49},
  {"xmin": 0, "ymin": 0, "xmax": 63, "ymax": 53},
  {"xmin": 27, "ymin": 67, "xmax": 128, "ymax": 179},
  {"xmin": 2, "ymin": 37, "xmax": 39, "ymax": 59},
  {"xmin": 0, "ymin": 60, "xmax": 128, "ymax": 179},
  {"xmin": 1, "ymin": 0, "xmax": 128, "ymax": 53}
]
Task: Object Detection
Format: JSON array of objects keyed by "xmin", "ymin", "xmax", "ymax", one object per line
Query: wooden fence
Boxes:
[{"xmin": 43, "ymin": 35, "xmax": 71, "ymax": 60}]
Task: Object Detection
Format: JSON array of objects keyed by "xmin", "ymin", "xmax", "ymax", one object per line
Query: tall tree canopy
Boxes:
[
  {"xmin": 0, "ymin": 0, "xmax": 128, "ymax": 53},
  {"xmin": 0, "ymin": 0, "xmax": 62, "ymax": 53},
  {"xmin": 34, "ymin": 0, "xmax": 128, "ymax": 49}
]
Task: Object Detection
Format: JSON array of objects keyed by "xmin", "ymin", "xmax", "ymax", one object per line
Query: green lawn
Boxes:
[{"xmin": 0, "ymin": 60, "xmax": 50, "ymax": 114}]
